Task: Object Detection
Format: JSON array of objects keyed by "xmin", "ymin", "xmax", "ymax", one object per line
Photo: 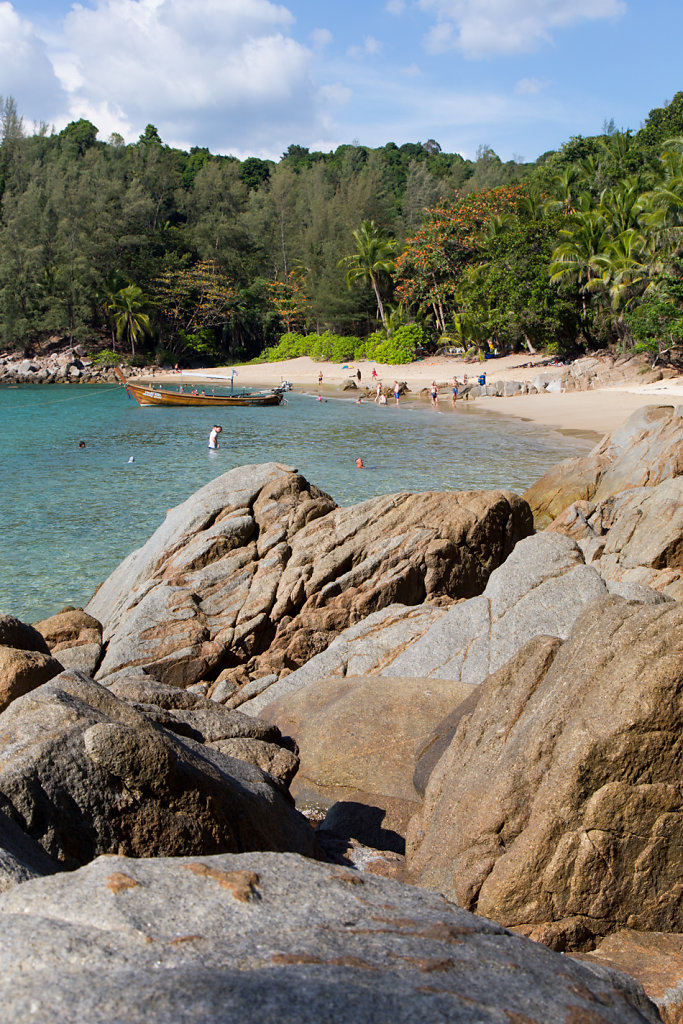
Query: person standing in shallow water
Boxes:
[
  {"xmin": 208, "ymin": 425, "xmax": 222, "ymax": 450},
  {"xmin": 430, "ymin": 381, "xmax": 438, "ymax": 407},
  {"xmin": 393, "ymin": 380, "xmax": 400, "ymax": 405}
]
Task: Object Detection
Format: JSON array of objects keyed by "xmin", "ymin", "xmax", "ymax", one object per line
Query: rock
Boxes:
[
  {"xmin": 241, "ymin": 603, "xmax": 446, "ymax": 715},
  {"xmin": 52, "ymin": 642, "xmax": 102, "ymax": 676},
  {"xmin": 87, "ymin": 463, "xmax": 532, "ymax": 692},
  {"xmin": 340, "ymin": 379, "xmax": 357, "ymax": 390},
  {"xmin": 523, "ymin": 404, "xmax": 683, "ymax": 527},
  {"xmin": 0, "ymin": 808, "xmax": 59, "ymax": 891},
  {"xmin": 33, "ymin": 607, "xmax": 102, "ymax": 652},
  {"xmin": 407, "ymin": 597, "xmax": 683, "ymax": 952},
  {"xmin": 0, "ymin": 646, "xmax": 64, "ymax": 713},
  {"xmin": 0, "ymin": 671, "xmax": 317, "ymax": 869},
  {"xmin": 574, "ymin": 930, "xmax": 683, "ymax": 1024},
  {"xmin": 0, "ymin": 614, "xmax": 51, "ymax": 654},
  {"xmin": 0, "ymin": 851, "xmax": 661, "ymax": 1023},
  {"xmin": 549, "ymin": 478, "xmax": 683, "ymax": 600},
  {"xmin": 258, "ymin": 675, "xmax": 475, "ymax": 845},
  {"xmin": 243, "ymin": 533, "xmax": 608, "ymax": 717}
]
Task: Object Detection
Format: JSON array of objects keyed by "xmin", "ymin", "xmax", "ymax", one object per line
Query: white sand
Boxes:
[{"xmin": 149, "ymin": 354, "xmax": 683, "ymax": 440}]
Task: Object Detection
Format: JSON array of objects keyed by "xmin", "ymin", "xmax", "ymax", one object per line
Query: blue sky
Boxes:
[{"xmin": 1, "ymin": 0, "xmax": 681, "ymax": 162}]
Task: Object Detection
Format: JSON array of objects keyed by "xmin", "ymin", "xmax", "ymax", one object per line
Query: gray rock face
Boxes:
[
  {"xmin": 0, "ymin": 671, "xmax": 316, "ymax": 869},
  {"xmin": 549, "ymin": 477, "xmax": 683, "ymax": 600},
  {"xmin": 86, "ymin": 463, "xmax": 531, "ymax": 694},
  {"xmin": 524, "ymin": 404, "xmax": 683, "ymax": 528},
  {"xmin": 244, "ymin": 533, "xmax": 608, "ymax": 715},
  {"xmin": 0, "ymin": 851, "xmax": 660, "ymax": 1023},
  {"xmin": 0, "ymin": 808, "xmax": 59, "ymax": 891}
]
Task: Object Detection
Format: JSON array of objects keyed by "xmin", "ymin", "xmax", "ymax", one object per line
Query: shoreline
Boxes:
[{"xmin": 148, "ymin": 354, "xmax": 683, "ymax": 441}]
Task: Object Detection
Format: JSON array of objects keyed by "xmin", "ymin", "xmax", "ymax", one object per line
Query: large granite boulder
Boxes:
[
  {"xmin": 549, "ymin": 478, "xmax": 683, "ymax": 600},
  {"xmin": 0, "ymin": 671, "xmax": 316, "ymax": 869},
  {"xmin": 575, "ymin": 930, "xmax": 683, "ymax": 1024},
  {"xmin": 0, "ymin": 808, "xmax": 59, "ymax": 892},
  {"xmin": 33, "ymin": 607, "xmax": 104, "ymax": 677},
  {"xmin": 523, "ymin": 404, "xmax": 683, "ymax": 528},
  {"xmin": 0, "ymin": 614, "xmax": 64, "ymax": 714},
  {"xmin": 243, "ymin": 533, "xmax": 608, "ymax": 715},
  {"xmin": 87, "ymin": 462, "xmax": 532, "ymax": 693},
  {"xmin": 406, "ymin": 597, "xmax": 683, "ymax": 951},
  {"xmin": 0, "ymin": 851, "xmax": 660, "ymax": 1023},
  {"xmin": 258, "ymin": 675, "xmax": 475, "ymax": 845}
]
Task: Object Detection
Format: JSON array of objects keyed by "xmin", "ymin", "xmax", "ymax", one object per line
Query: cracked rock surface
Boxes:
[
  {"xmin": 86, "ymin": 462, "xmax": 532, "ymax": 694},
  {"xmin": 0, "ymin": 851, "xmax": 661, "ymax": 1023},
  {"xmin": 406, "ymin": 597, "xmax": 683, "ymax": 952}
]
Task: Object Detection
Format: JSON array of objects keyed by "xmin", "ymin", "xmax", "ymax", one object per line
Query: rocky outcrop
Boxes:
[
  {"xmin": 523, "ymin": 404, "xmax": 683, "ymax": 528},
  {"xmin": 243, "ymin": 533, "xmax": 609, "ymax": 715},
  {"xmin": 0, "ymin": 808, "xmax": 59, "ymax": 892},
  {"xmin": 0, "ymin": 614, "xmax": 64, "ymax": 714},
  {"xmin": 549, "ymin": 478, "xmax": 683, "ymax": 600},
  {"xmin": 0, "ymin": 671, "xmax": 316, "ymax": 869},
  {"xmin": 561, "ymin": 352, "xmax": 680, "ymax": 392},
  {"xmin": 406, "ymin": 597, "xmax": 683, "ymax": 952},
  {"xmin": 575, "ymin": 931, "xmax": 683, "ymax": 1024},
  {"xmin": 87, "ymin": 462, "xmax": 532, "ymax": 693},
  {"xmin": 258, "ymin": 675, "xmax": 475, "ymax": 845},
  {"xmin": 33, "ymin": 607, "xmax": 104, "ymax": 676},
  {"xmin": 0, "ymin": 851, "xmax": 661, "ymax": 1024}
]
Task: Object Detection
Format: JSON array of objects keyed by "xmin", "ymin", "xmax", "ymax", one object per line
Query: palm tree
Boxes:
[
  {"xmin": 338, "ymin": 220, "xmax": 397, "ymax": 328},
  {"xmin": 107, "ymin": 284, "xmax": 151, "ymax": 358}
]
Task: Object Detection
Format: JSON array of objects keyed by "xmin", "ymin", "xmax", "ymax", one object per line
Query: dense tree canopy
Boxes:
[{"xmin": 0, "ymin": 93, "xmax": 680, "ymax": 364}]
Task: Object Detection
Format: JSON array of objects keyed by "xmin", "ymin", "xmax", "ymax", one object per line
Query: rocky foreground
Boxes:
[{"xmin": 0, "ymin": 402, "xmax": 681, "ymax": 1022}]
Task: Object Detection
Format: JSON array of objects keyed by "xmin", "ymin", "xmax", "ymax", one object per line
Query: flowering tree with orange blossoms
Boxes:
[
  {"xmin": 267, "ymin": 269, "xmax": 311, "ymax": 333},
  {"xmin": 394, "ymin": 185, "xmax": 524, "ymax": 332}
]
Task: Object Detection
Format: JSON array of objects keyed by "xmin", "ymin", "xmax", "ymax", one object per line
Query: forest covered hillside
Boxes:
[{"xmin": 0, "ymin": 91, "xmax": 681, "ymax": 366}]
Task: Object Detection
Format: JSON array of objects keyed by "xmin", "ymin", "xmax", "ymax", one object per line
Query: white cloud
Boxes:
[
  {"xmin": 419, "ymin": 0, "xmax": 627, "ymax": 57},
  {"xmin": 24, "ymin": 0, "xmax": 329, "ymax": 156},
  {"xmin": 514, "ymin": 77, "xmax": 545, "ymax": 94},
  {"xmin": 386, "ymin": 0, "xmax": 406, "ymax": 14},
  {"xmin": 310, "ymin": 27, "xmax": 332, "ymax": 50},
  {"xmin": 347, "ymin": 35, "xmax": 383, "ymax": 59},
  {"xmin": 404, "ymin": 63, "xmax": 422, "ymax": 77},
  {"xmin": 0, "ymin": 2, "xmax": 67, "ymax": 119}
]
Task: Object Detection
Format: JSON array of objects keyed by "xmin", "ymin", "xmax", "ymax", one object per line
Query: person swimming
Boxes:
[{"xmin": 355, "ymin": 457, "xmax": 364, "ymax": 468}]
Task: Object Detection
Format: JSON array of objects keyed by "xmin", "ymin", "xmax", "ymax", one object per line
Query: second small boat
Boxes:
[{"xmin": 115, "ymin": 368, "xmax": 283, "ymax": 407}]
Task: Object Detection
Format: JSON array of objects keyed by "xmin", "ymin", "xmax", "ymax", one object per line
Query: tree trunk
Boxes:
[{"xmin": 371, "ymin": 273, "xmax": 386, "ymax": 327}]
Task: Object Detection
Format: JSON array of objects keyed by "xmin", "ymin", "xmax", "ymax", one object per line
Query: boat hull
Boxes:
[{"xmin": 116, "ymin": 368, "xmax": 282, "ymax": 407}]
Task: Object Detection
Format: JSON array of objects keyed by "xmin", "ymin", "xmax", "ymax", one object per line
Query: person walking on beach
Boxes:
[
  {"xmin": 356, "ymin": 368, "xmax": 362, "ymax": 383},
  {"xmin": 208, "ymin": 425, "xmax": 222, "ymax": 450},
  {"xmin": 393, "ymin": 380, "xmax": 400, "ymax": 405},
  {"xmin": 430, "ymin": 380, "xmax": 438, "ymax": 407},
  {"xmin": 318, "ymin": 371, "xmax": 323, "ymax": 386},
  {"xmin": 375, "ymin": 382, "xmax": 382, "ymax": 403},
  {"xmin": 451, "ymin": 375, "xmax": 460, "ymax": 407}
]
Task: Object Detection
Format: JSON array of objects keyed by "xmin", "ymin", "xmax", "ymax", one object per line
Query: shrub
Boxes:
[
  {"xmin": 370, "ymin": 323, "xmax": 423, "ymax": 364},
  {"xmin": 89, "ymin": 348, "xmax": 120, "ymax": 367}
]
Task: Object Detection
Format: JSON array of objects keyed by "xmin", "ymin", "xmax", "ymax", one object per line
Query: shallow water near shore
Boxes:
[{"xmin": 0, "ymin": 383, "xmax": 591, "ymax": 622}]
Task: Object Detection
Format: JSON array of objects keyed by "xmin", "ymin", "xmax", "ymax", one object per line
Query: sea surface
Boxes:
[{"xmin": 0, "ymin": 382, "xmax": 592, "ymax": 622}]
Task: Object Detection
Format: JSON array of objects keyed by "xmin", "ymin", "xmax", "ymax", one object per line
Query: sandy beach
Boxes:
[{"xmin": 151, "ymin": 353, "xmax": 683, "ymax": 440}]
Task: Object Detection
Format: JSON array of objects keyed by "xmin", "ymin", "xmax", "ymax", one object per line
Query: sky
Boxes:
[{"xmin": 0, "ymin": 0, "xmax": 681, "ymax": 163}]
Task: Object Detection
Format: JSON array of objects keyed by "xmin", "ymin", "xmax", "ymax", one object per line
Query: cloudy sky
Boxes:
[{"xmin": 1, "ymin": 0, "xmax": 680, "ymax": 162}]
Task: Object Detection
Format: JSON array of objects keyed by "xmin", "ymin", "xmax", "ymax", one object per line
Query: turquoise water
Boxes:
[{"xmin": 0, "ymin": 383, "xmax": 590, "ymax": 622}]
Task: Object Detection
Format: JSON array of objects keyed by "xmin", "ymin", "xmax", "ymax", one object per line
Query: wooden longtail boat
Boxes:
[{"xmin": 115, "ymin": 368, "xmax": 283, "ymax": 407}]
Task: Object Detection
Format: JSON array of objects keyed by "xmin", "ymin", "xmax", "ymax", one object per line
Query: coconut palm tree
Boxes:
[
  {"xmin": 107, "ymin": 284, "xmax": 151, "ymax": 358},
  {"xmin": 338, "ymin": 220, "xmax": 397, "ymax": 328}
]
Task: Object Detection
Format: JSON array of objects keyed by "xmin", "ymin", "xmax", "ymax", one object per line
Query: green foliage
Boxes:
[
  {"xmin": 625, "ymin": 278, "xmax": 683, "ymax": 355},
  {"xmin": 262, "ymin": 327, "xmax": 418, "ymax": 365},
  {"xmin": 367, "ymin": 323, "xmax": 423, "ymax": 363},
  {"xmin": 88, "ymin": 348, "xmax": 120, "ymax": 367}
]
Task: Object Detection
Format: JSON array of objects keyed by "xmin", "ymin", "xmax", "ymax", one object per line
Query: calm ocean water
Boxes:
[{"xmin": 0, "ymin": 382, "xmax": 591, "ymax": 622}]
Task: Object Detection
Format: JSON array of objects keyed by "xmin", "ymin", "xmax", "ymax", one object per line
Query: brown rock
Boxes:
[
  {"xmin": 0, "ymin": 671, "xmax": 317, "ymax": 869},
  {"xmin": 87, "ymin": 463, "xmax": 532, "ymax": 690},
  {"xmin": 33, "ymin": 608, "xmax": 102, "ymax": 652},
  {"xmin": 523, "ymin": 404, "xmax": 683, "ymax": 527},
  {"xmin": 0, "ymin": 615, "xmax": 50, "ymax": 654},
  {"xmin": 259, "ymin": 675, "xmax": 476, "ymax": 847},
  {"xmin": 573, "ymin": 930, "xmax": 683, "ymax": 1024},
  {"xmin": 406, "ymin": 597, "xmax": 683, "ymax": 951},
  {"xmin": 0, "ymin": 646, "xmax": 64, "ymax": 713}
]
